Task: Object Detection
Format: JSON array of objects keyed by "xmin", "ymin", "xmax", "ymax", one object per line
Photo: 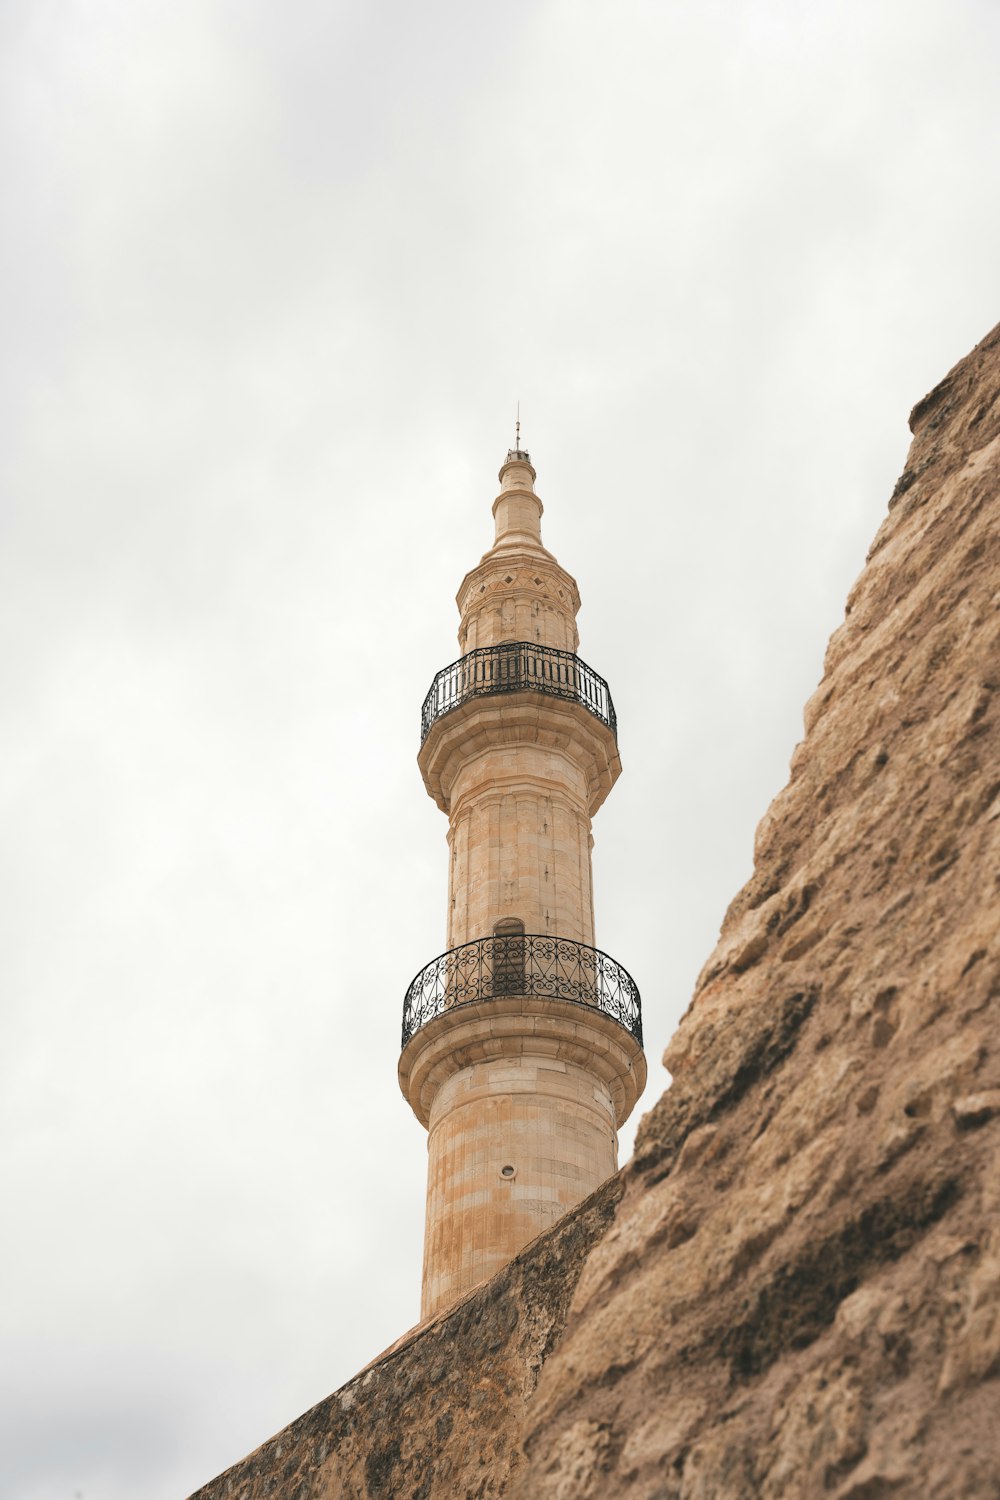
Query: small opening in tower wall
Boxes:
[
  {"xmin": 500, "ymin": 1164, "xmax": 516, "ymax": 1179},
  {"xmin": 492, "ymin": 918, "xmax": 525, "ymax": 996}
]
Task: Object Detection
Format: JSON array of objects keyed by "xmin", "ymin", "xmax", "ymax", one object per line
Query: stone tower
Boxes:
[{"xmin": 399, "ymin": 444, "xmax": 646, "ymax": 1321}]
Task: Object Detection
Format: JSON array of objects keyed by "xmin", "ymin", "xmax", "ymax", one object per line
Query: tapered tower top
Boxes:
[
  {"xmin": 501, "ymin": 445, "xmax": 534, "ymax": 476},
  {"xmin": 493, "ymin": 448, "xmax": 543, "ymax": 549},
  {"xmin": 454, "ymin": 447, "xmax": 580, "ymax": 659}
]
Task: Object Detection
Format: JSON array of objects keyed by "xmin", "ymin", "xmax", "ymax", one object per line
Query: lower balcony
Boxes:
[{"xmin": 401, "ymin": 932, "xmax": 642, "ymax": 1049}]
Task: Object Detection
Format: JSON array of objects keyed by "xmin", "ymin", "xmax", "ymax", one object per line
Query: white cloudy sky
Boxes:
[{"xmin": 1, "ymin": 3, "xmax": 998, "ymax": 1497}]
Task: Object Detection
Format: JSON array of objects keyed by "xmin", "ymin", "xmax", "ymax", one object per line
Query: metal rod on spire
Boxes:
[{"xmin": 515, "ymin": 400, "xmax": 520, "ymax": 452}]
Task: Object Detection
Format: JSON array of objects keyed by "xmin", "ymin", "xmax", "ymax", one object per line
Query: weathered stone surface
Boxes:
[
  {"xmin": 188, "ymin": 1177, "xmax": 622, "ymax": 1499},
  {"xmin": 512, "ymin": 323, "xmax": 1000, "ymax": 1498}
]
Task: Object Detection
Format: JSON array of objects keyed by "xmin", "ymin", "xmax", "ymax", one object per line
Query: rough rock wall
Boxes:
[
  {"xmin": 512, "ymin": 325, "xmax": 1000, "ymax": 1498},
  {"xmin": 188, "ymin": 1177, "xmax": 621, "ymax": 1500}
]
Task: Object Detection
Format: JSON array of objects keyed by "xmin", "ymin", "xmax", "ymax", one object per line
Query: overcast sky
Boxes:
[{"xmin": 2, "ymin": 3, "xmax": 998, "ymax": 1497}]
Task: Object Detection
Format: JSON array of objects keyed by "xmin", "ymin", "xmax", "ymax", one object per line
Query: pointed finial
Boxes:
[{"xmin": 504, "ymin": 402, "xmax": 531, "ymax": 471}]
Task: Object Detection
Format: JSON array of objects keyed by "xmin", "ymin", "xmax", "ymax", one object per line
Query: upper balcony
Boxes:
[{"xmin": 420, "ymin": 641, "xmax": 616, "ymax": 746}]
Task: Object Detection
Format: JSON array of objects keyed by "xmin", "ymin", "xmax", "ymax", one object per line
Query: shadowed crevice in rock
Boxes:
[
  {"xmin": 718, "ymin": 1171, "xmax": 962, "ymax": 1380},
  {"xmin": 706, "ymin": 988, "xmax": 818, "ymax": 1122},
  {"xmin": 631, "ymin": 986, "xmax": 818, "ymax": 1183}
]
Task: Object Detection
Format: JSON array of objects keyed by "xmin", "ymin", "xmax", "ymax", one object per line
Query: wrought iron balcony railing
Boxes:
[
  {"xmin": 420, "ymin": 642, "xmax": 616, "ymax": 745},
  {"xmin": 401, "ymin": 932, "xmax": 642, "ymax": 1048}
]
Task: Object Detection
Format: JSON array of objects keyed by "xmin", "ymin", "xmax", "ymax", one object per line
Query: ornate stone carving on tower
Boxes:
[{"xmin": 399, "ymin": 444, "xmax": 647, "ymax": 1321}]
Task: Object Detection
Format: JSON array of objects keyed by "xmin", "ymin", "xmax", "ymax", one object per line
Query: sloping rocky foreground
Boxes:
[{"xmin": 191, "ymin": 324, "xmax": 1000, "ymax": 1500}]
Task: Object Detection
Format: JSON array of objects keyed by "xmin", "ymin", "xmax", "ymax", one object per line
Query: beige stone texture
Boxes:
[
  {"xmin": 458, "ymin": 552, "xmax": 581, "ymax": 654},
  {"xmin": 398, "ymin": 997, "xmax": 647, "ymax": 1131},
  {"xmin": 420, "ymin": 1053, "xmax": 616, "ymax": 1319},
  {"xmin": 419, "ymin": 695, "xmax": 621, "ymax": 820},
  {"xmin": 445, "ymin": 769, "xmax": 596, "ymax": 947}
]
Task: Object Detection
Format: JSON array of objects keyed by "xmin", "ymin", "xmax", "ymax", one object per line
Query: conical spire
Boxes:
[{"xmin": 493, "ymin": 446, "xmax": 543, "ymax": 548}]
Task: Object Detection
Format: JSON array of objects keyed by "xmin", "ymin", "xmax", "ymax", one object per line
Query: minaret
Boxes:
[{"xmin": 399, "ymin": 442, "xmax": 646, "ymax": 1321}]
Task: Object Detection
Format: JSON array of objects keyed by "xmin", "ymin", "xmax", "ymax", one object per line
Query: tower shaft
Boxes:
[
  {"xmin": 445, "ymin": 758, "xmax": 595, "ymax": 949},
  {"xmin": 400, "ymin": 449, "xmax": 644, "ymax": 1321}
]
